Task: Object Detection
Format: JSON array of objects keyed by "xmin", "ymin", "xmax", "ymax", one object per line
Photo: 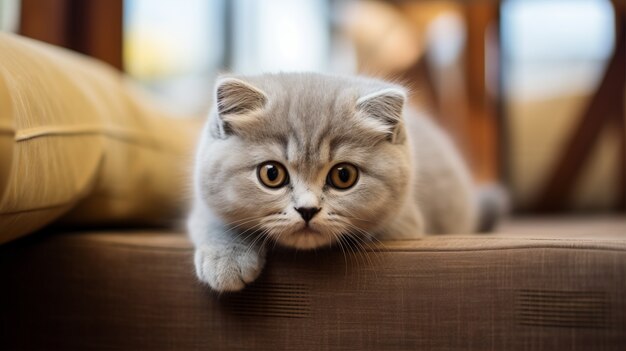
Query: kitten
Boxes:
[{"xmin": 188, "ymin": 73, "xmax": 501, "ymax": 292}]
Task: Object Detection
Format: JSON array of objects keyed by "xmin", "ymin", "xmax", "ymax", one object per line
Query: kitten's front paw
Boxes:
[{"xmin": 194, "ymin": 244, "xmax": 265, "ymax": 292}]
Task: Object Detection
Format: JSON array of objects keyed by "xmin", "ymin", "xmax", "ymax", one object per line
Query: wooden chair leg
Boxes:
[
  {"xmin": 20, "ymin": 0, "xmax": 123, "ymax": 71},
  {"xmin": 463, "ymin": 2, "xmax": 501, "ymax": 183},
  {"xmin": 617, "ymin": 110, "xmax": 626, "ymax": 211},
  {"xmin": 534, "ymin": 19, "xmax": 625, "ymax": 212}
]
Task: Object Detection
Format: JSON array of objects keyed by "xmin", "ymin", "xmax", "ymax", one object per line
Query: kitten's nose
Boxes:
[{"xmin": 295, "ymin": 207, "xmax": 321, "ymax": 223}]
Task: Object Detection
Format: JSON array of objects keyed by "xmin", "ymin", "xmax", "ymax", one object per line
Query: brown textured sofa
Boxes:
[
  {"xmin": 2, "ymin": 218, "xmax": 625, "ymax": 350},
  {"xmin": 1, "ymin": 33, "xmax": 625, "ymax": 350}
]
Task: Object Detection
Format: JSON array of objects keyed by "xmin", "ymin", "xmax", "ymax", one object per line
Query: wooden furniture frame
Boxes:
[{"xmin": 19, "ymin": 0, "xmax": 123, "ymax": 71}]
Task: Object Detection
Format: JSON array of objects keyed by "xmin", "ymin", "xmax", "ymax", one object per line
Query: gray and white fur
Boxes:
[{"xmin": 188, "ymin": 73, "xmax": 500, "ymax": 292}]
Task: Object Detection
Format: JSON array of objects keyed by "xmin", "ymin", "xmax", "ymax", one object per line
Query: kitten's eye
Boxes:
[
  {"xmin": 257, "ymin": 161, "xmax": 289, "ymax": 188},
  {"xmin": 327, "ymin": 163, "xmax": 359, "ymax": 190}
]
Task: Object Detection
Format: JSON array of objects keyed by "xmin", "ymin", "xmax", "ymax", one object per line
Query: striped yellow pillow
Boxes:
[{"xmin": 0, "ymin": 33, "xmax": 200, "ymax": 244}]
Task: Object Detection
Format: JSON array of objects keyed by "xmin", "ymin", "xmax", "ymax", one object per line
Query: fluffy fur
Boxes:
[{"xmin": 188, "ymin": 73, "xmax": 490, "ymax": 292}]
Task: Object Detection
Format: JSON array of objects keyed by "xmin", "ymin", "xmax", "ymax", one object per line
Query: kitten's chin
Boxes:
[{"xmin": 275, "ymin": 228, "xmax": 334, "ymax": 250}]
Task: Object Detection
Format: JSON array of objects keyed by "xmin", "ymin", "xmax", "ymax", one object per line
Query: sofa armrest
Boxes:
[{"xmin": 1, "ymin": 226, "xmax": 624, "ymax": 350}]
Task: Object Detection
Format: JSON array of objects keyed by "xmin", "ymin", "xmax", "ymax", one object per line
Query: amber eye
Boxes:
[
  {"xmin": 257, "ymin": 161, "xmax": 289, "ymax": 188},
  {"xmin": 327, "ymin": 163, "xmax": 359, "ymax": 190}
]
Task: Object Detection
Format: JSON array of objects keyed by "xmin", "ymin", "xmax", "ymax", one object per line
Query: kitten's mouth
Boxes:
[
  {"xmin": 273, "ymin": 225, "xmax": 331, "ymax": 250},
  {"xmin": 294, "ymin": 227, "xmax": 321, "ymax": 236},
  {"xmin": 292, "ymin": 223, "xmax": 322, "ymax": 236}
]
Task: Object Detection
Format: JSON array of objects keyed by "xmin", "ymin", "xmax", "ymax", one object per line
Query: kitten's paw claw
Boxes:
[{"xmin": 194, "ymin": 244, "xmax": 264, "ymax": 292}]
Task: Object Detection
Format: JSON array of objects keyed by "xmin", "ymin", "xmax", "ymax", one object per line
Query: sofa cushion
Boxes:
[
  {"xmin": 0, "ymin": 33, "xmax": 200, "ymax": 244},
  {"xmin": 1, "ymin": 217, "xmax": 624, "ymax": 350},
  {"xmin": 0, "ymin": 70, "xmax": 12, "ymax": 203}
]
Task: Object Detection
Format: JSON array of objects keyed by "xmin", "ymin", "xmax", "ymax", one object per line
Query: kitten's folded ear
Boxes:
[
  {"xmin": 214, "ymin": 77, "xmax": 267, "ymax": 136},
  {"xmin": 356, "ymin": 88, "xmax": 406, "ymax": 143}
]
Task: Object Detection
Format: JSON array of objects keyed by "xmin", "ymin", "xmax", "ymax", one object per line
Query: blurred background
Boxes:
[{"xmin": 1, "ymin": 0, "xmax": 624, "ymax": 215}]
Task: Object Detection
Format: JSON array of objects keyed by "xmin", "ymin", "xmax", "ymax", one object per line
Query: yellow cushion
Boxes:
[
  {"xmin": 0, "ymin": 69, "xmax": 13, "ymax": 202},
  {"xmin": 0, "ymin": 33, "xmax": 200, "ymax": 244}
]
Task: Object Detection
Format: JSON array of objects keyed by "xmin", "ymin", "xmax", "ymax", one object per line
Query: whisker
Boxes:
[
  {"xmin": 231, "ymin": 222, "xmax": 266, "ymax": 246},
  {"xmin": 244, "ymin": 227, "xmax": 269, "ymax": 258},
  {"xmin": 328, "ymin": 226, "xmax": 349, "ymax": 276},
  {"xmin": 342, "ymin": 225, "xmax": 385, "ymax": 271},
  {"xmin": 339, "ymin": 208, "xmax": 378, "ymax": 224},
  {"xmin": 332, "ymin": 219, "xmax": 383, "ymax": 268},
  {"xmin": 219, "ymin": 215, "xmax": 268, "ymax": 238},
  {"xmin": 339, "ymin": 235, "xmax": 362, "ymax": 271},
  {"xmin": 258, "ymin": 228, "xmax": 274, "ymax": 255},
  {"xmin": 343, "ymin": 233, "xmax": 371, "ymax": 268}
]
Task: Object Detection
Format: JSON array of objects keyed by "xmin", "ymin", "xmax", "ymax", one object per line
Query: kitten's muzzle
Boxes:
[{"xmin": 295, "ymin": 207, "xmax": 321, "ymax": 223}]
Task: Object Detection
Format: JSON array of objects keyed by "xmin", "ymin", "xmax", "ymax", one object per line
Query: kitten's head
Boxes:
[{"xmin": 197, "ymin": 73, "xmax": 412, "ymax": 249}]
